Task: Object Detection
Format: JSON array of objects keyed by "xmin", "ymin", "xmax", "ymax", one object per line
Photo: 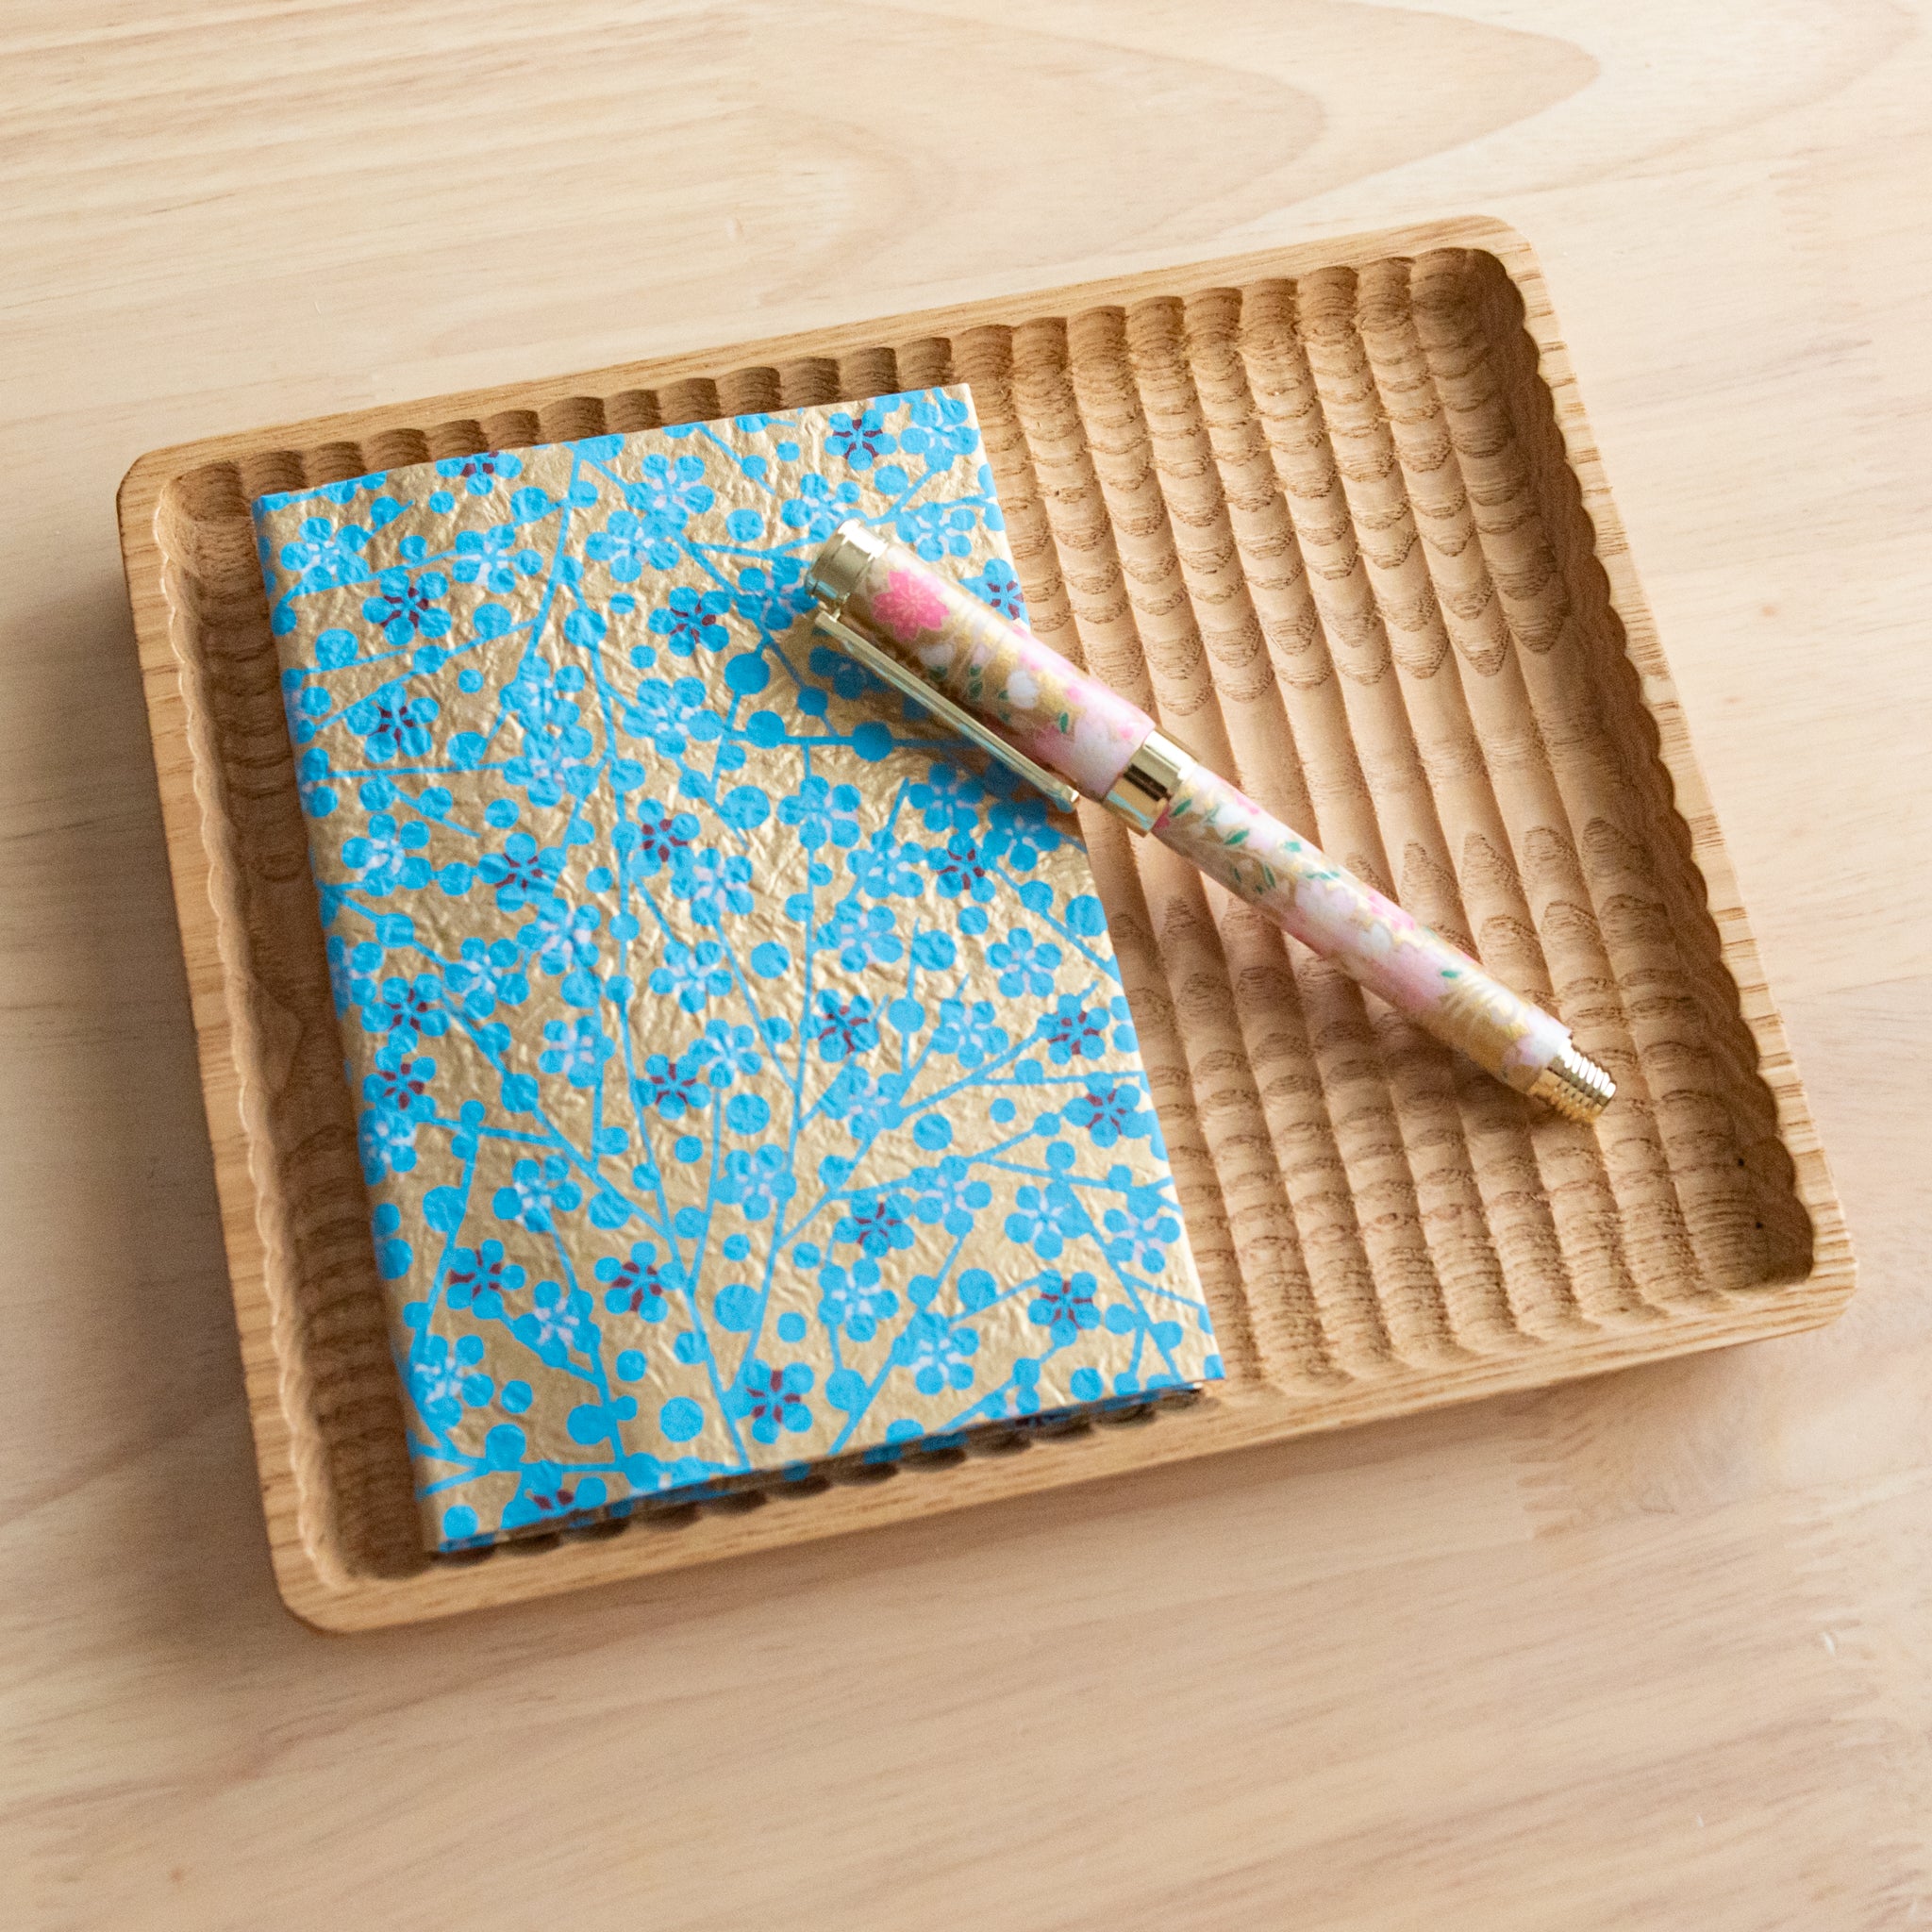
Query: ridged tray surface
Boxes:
[{"xmin": 119, "ymin": 219, "xmax": 1851, "ymax": 1629}]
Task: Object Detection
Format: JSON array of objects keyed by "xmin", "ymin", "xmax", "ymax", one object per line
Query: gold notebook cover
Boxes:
[{"xmin": 252, "ymin": 386, "xmax": 1223, "ymax": 1548}]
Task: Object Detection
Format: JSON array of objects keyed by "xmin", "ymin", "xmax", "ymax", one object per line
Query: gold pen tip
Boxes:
[{"xmin": 1527, "ymin": 1046, "xmax": 1616, "ymax": 1124}]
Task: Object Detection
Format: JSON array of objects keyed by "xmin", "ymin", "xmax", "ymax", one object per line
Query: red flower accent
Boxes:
[{"xmin": 871, "ymin": 567, "xmax": 949, "ymax": 644}]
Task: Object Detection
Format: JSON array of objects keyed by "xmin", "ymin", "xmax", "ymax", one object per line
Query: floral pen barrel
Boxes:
[{"xmin": 809, "ymin": 522, "xmax": 1614, "ymax": 1124}]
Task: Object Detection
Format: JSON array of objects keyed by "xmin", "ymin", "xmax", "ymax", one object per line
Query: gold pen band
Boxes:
[{"xmin": 1101, "ymin": 730, "xmax": 1190, "ymax": 834}]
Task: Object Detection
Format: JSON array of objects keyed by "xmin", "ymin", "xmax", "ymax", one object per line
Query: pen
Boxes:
[{"xmin": 806, "ymin": 520, "xmax": 1615, "ymax": 1124}]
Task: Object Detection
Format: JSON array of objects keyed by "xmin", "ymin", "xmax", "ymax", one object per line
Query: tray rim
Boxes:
[{"xmin": 117, "ymin": 212, "xmax": 1855, "ymax": 1632}]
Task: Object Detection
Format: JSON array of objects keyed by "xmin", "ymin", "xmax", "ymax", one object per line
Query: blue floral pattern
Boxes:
[{"xmin": 255, "ymin": 388, "xmax": 1222, "ymax": 1550}]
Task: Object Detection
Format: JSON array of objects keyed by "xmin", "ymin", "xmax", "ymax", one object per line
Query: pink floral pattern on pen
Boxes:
[
  {"xmin": 848, "ymin": 547, "xmax": 1148, "ymax": 802},
  {"xmin": 1155, "ymin": 764, "xmax": 1571, "ymax": 1088},
  {"xmin": 870, "ymin": 568, "xmax": 949, "ymax": 645},
  {"xmin": 837, "ymin": 536, "xmax": 1578, "ymax": 1092}
]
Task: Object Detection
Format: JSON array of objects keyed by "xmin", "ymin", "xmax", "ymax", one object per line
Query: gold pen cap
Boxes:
[{"xmin": 805, "ymin": 522, "xmax": 888, "ymax": 612}]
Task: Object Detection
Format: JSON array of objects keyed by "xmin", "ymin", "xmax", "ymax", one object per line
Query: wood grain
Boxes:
[
  {"xmin": 5, "ymin": 1, "xmax": 1930, "ymax": 1926},
  {"xmin": 118, "ymin": 221, "xmax": 1851, "ymax": 1629}
]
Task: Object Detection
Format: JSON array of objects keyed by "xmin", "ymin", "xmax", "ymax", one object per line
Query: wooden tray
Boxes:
[{"xmin": 118, "ymin": 217, "xmax": 1854, "ymax": 1631}]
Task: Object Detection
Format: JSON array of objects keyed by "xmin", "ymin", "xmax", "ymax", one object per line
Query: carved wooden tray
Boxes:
[{"xmin": 118, "ymin": 217, "xmax": 1853, "ymax": 1630}]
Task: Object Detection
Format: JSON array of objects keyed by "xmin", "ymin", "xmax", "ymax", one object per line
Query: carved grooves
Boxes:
[
  {"xmin": 158, "ymin": 457, "xmax": 420, "ymax": 1585},
  {"xmin": 151, "ymin": 250, "xmax": 1813, "ymax": 1583},
  {"xmin": 1435, "ymin": 252, "xmax": 1811, "ymax": 1284},
  {"xmin": 948, "ymin": 266, "xmax": 1804, "ymax": 1371}
]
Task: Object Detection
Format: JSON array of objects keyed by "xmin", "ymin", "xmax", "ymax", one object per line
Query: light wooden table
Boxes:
[{"xmin": 5, "ymin": 4, "xmax": 1928, "ymax": 1925}]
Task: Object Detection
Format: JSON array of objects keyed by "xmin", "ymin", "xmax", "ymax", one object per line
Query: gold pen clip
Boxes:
[{"xmin": 810, "ymin": 611, "xmax": 1081, "ymax": 816}]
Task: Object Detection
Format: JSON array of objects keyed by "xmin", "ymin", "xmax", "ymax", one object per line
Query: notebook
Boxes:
[{"xmin": 253, "ymin": 387, "xmax": 1223, "ymax": 1549}]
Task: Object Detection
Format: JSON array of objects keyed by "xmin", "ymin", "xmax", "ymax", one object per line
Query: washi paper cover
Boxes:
[{"xmin": 254, "ymin": 387, "xmax": 1223, "ymax": 1550}]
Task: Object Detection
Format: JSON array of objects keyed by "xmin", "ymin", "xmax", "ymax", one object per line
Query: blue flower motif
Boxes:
[
  {"xmin": 442, "ymin": 936, "xmax": 530, "ymax": 1019},
  {"xmin": 909, "ymin": 1156, "xmax": 991, "ymax": 1236},
  {"xmin": 436, "ymin": 450, "xmax": 523, "ymax": 496},
  {"xmin": 1025, "ymin": 1269, "xmax": 1102, "ymax": 1344},
  {"xmin": 715, "ymin": 1143, "xmax": 796, "ymax": 1221},
  {"xmin": 1005, "ymin": 1177, "xmax": 1091, "ymax": 1260},
  {"xmin": 731, "ymin": 557, "xmax": 814, "ymax": 631},
  {"xmin": 647, "ymin": 584, "xmax": 731, "ymax": 658},
  {"xmin": 631, "ymin": 800, "xmax": 700, "ymax": 877},
  {"xmin": 294, "ymin": 745, "xmax": 340, "ymax": 818},
  {"xmin": 358, "ymin": 1101, "xmax": 418, "ymax": 1181},
  {"xmin": 985, "ymin": 791, "xmax": 1064, "ymax": 871},
  {"xmin": 340, "ymin": 811, "xmax": 432, "ymax": 895},
  {"xmin": 959, "ymin": 556, "xmax": 1024, "ymax": 620},
  {"xmin": 325, "ymin": 934, "xmax": 380, "ymax": 1018},
  {"xmin": 649, "ymin": 939, "xmax": 732, "ymax": 1012},
  {"xmin": 816, "ymin": 1258, "xmax": 898, "ymax": 1341},
  {"xmin": 898, "ymin": 389, "xmax": 981, "ymax": 462},
  {"xmin": 811, "ymin": 990, "xmax": 880, "ymax": 1063},
  {"xmin": 509, "ymin": 1278, "xmax": 597, "ymax": 1366},
  {"xmin": 672, "ymin": 848, "xmax": 754, "ymax": 926},
  {"xmin": 907, "ymin": 759, "xmax": 984, "ymax": 835},
  {"xmin": 343, "ymin": 687, "xmax": 440, "ymax": 762},
  {"xmin": 501, "ymin": 675, "xmax": 593, "ymax": 803},
  {"xmin": 450, "ymin": 523, "xmax": 542, "ymax": 593},
  {"xmin": 987, "ymin": 926, "xmax": 1060, "ymax": 997},
  {"xmin": 363, "ymin": 972, "xmax": 449, "ymax": 1046},
  {"xmin": 585, "ymin": 510, "xmax": 658, "ymax": 582},
  {"xmin": 504, "ymin": 660, "xmax": 588, "ymax": 732},
  {"xmin": 847, "ymin": 827, "xmax": 925, "ymax": 899},
  {"xmin": 685, "ymin": 1018, "xmax": 762, "ymax": 1087},
  {"xmin": 825, "ymin": 407, "xmax": 897, "ymax": 471},
  {"xmin": 776, "ymin": 472, "xmax": 862, "ymax": 545},
  {"xmin": 624, "ymin": 675, "xmax": 724, "ymax": 756},
  {"xmin": 842, "ymin": 1074, "xmax": 908, "ymax": 1146},
  {"xmin": 835, "ymin": 1188, "xmax": 914, "ymax": 1258},
  {"xmin": 360, "ymin": 568, "xmax": 451, "ymax": 644},
  {"xmin": 1065, "ymin": 1079, "xmax": 1153, "ymax": 1148},
  {"xmin": 283, "ymin": 678, "xmax": 325, "ymax": 749},
  {"xmin": 928, "ymin": 829, "xmax": 996, "ymax": 903},
  {"xmin": 539, "ymin": 1015, "xmax": 615, "ymax": 1089},
  {"xmin": 817, "ymin": 900, "xmax": 901, "ymax": 971},
  {"xmin": 503, "ymin": 724, "xmax": 594, "ymax": 810},
  {"xmin": 813, "ymin": 1064, "xmax": 906, "ymax": 1146},
  {"xmin": 492, "ymin": 1156, "xmax": 584, "ymax": 1234},
  {"xmin": 639, "ymin": 1052, "xmax": 708, "ymax": 1120},
  {"xmin": 479, "ymin": 830, "xmax": 566, "ymax": 911},
  {"xmin": 1103, "ymin": 1180, "xmax": 1181, "ymax": 1272},
  {"xmin": 408, "ymin": 1331, "xmax": 490, "ymax": 1428},
  {"xmin": 932, "ymin": 997, "xmax": 1008, "ymax": 1068},
  {"xmin": 625, "ymin": 453, "xmax": 715, "ymax": 536},
  {"xmin": 724, "ymin": 1358, "xmax": 813, "ymax": 1443},
  {"xmin": 279, "ymin": 514, "xmax": 371, "ymax": 589},
  {"xmin": 778, "ymin": 774, "xmax": 862, "ymax": 852},
  {"xmin": 594, "ymin": 1240, "xmax": 682, "ymax": 1318},
  {"xmin": 891, "ymin": 1310, "xmax": 979, "ymax": 1395},
  {"xmin": 1037, "ymin": 993, "xmax": 1108, "ymax": 1065},
  {"xmin": 516, "ymin": 895, "xmax": 600, "ymax": 978},
  {"xmin": 363, "ymin": 1039, "xmax": 436, "ymax": 1118},
  {"xmin": 445, "ymin": 1238, "xmax": 525, "ymax": 1312},
  {"xmin": 887, "ymin": 497, "xmax": 977, "ymax": 562}
]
